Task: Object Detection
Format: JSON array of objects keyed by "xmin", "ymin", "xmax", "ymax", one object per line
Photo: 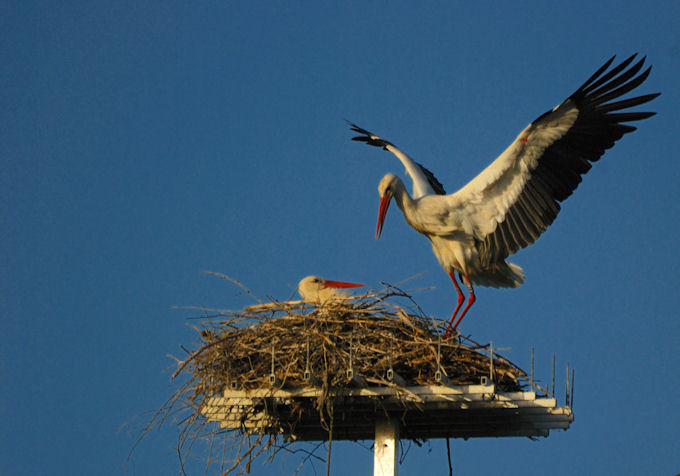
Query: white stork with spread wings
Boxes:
[{"xmin": 350, "ymin": 54, "xmax": 659, "ymax": 336}]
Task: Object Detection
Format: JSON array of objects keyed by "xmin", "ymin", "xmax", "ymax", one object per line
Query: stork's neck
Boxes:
[{"xmin": 391, "ymin": 177, "xmax": 417, "ymax": 219}]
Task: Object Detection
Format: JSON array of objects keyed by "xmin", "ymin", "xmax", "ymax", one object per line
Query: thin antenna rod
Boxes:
[
  {"xmin": 552, "ymin": 353, "xmax": 556, "ymax": 397},
  {"xmin": 530, "ymin": 346, "xmax": 534, "ymax": 391},
  {"xmin": 565, "ymin": 362, "xmax": 570, "ymax": 406},
  {"xmin": 489, "ymin": 340, "xmax": 494, "ymax": 381},
  {"xmin": 570, "ymin": 367, "xmax": 575, "ymax": 408}
]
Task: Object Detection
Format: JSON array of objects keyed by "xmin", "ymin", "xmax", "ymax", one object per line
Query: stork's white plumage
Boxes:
[
  {"xmin": 297, "ymin": 276, "xmax": 364, "ymax": 303},
  {"xmin": 351, "ymin": 54, "xmax": 659, "ymax": 336}
]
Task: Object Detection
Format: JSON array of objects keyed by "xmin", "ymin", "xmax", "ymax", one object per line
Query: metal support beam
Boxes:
[{"xmin": 374, "ymin": 417, "xmax": 399, "ymax": 476}]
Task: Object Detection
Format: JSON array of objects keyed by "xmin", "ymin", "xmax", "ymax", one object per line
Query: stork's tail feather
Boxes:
[{"xmin": 470, "ymin": 261, "xmax": 525, "ymax": 288}]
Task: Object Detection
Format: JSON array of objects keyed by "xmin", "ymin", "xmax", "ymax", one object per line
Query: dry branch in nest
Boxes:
[{"xmin": 148, "ymin": 278, "xmax": 530, "ymax": 475}]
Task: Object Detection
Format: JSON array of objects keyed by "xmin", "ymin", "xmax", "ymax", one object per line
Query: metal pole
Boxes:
[
  {"xmin": 530, "ymin": 346, "xmax": 534, "ymax": 391},
  {"xmin": 489, "ymin": 340, "xmax": 494, "ymax": 382},
  {"xmin": 565, "ymin": 362, "xmax": 570, "ymax": 406},
  {"xmin": 269, "ymin": 344, "xmax": 281, "ymax": 386},
  {"xmin": 552, "ymin": 353, "xmax": 556, "ymax": 397},
  {"xmin": 374, "ymin": 417, "xmax": 399, "ymax": 476}
]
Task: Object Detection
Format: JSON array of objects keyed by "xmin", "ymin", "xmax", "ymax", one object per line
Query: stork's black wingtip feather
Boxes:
[
  {"xmin": 346, "ymin": 122, "xmax": 393, "ymax": 149},
  {"xmin": 345, "ymin": 120, "xmax": 362, "ymax": 129},
  {"xmin": 345, "ymin": 120, "xmax": 366, "ymax": 135}
]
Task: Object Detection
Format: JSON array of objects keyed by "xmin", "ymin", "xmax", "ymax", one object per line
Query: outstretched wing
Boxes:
[
  {"xmin": 349, "ymin": 122, "xmax": 446, "ymax": 198},
  {"xmin": 447, "ymin": 54, "xmax": 660, "ymax": 266}
]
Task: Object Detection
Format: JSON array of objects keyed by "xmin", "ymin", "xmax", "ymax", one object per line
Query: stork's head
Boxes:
[
  {"xmin": 376, "ymin": 173, "xmax": 399, "ymax": 239},
  {"xmin": 297, "ymin": 275, "xmax": 364, "ymax": 302}
]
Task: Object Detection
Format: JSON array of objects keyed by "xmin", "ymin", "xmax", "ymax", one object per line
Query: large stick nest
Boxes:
[
  {"xmin": 142, "ymin": 276, "xmax": 531, "ymax": 474},
  {"xmin": 178, "ymin": 292, "xmax": 526, "ymax": 396}
]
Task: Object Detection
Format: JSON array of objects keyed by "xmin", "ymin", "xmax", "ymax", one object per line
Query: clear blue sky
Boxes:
[{"xmin": 2, "ymin": 2, "xmax": 679, "ymax": 475}]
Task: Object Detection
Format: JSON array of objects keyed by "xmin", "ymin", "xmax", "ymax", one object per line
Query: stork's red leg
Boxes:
[
  {"xmin": 451, "ymin": 273, "xmax": 475, "ymax": 331},
  {"xmin": 443, "ymin": 271, "xmax": 465, "ymax": 337}
]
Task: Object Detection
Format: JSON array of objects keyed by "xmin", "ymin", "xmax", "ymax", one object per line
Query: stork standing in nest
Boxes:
[
  {"xmin": 297, "ymin": 276, "xmax": 364, "ymax": 303},
  {"xmin": 350, "ymin": 54, "xmax": 659, "ymax": 336}
]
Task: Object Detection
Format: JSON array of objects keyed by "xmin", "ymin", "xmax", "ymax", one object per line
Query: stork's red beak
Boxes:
[
  {"xmin": 376, "ymin": 192, "xmax": 392, "ymax": 239},
  {"xmin": 322, "ymin": 280, "xmax": 364, "ymax": 289}
]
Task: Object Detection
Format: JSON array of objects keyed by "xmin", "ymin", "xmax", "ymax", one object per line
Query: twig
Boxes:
[
  {"xmin": 326, "ymin": 416, "xmax": 333, "ymax": 476},
  {"xmin": 171, "ymin": 333, "xmax": 231, "ymax": 379},
  {"xmin": 201, "ymin": 271, "xmax": 265, "ymax": 305},
  {"xmin": 446, "ymin": 438, "xmax": 453, "ymax": 476}
]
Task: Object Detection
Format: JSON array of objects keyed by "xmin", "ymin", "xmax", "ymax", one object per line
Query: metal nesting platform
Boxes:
[{"xmin": 201, "ymin": 382, "xmax": 573, "ymax": 441}]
